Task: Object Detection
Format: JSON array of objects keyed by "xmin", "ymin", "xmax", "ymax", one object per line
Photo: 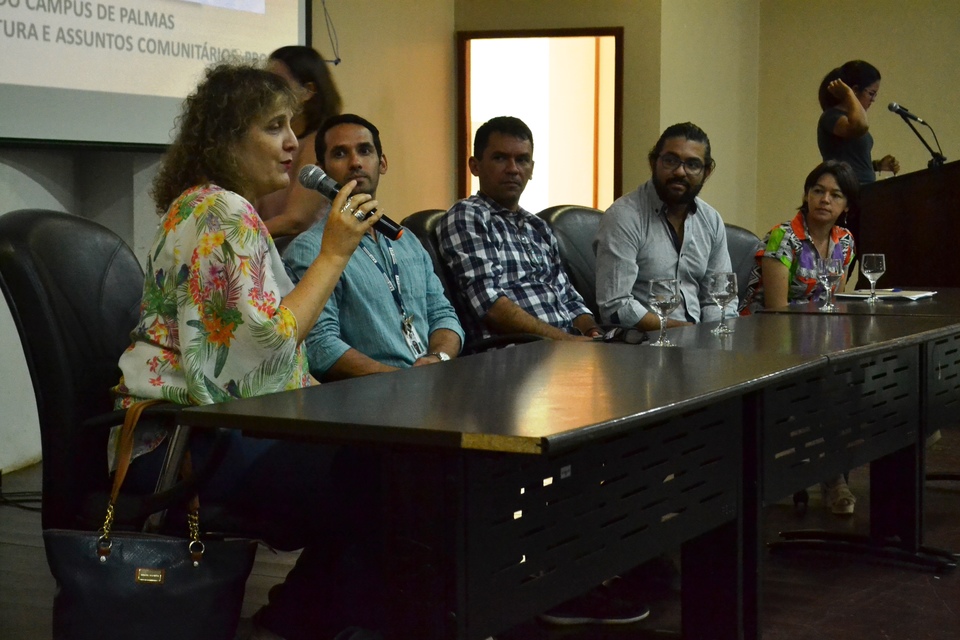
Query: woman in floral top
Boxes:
[
  {"xmin": 740, "ymin": 161, "xmax": 858, "ymax": 314},
  {"xmin": 740, "ymin": 160, "xmax": 860, "ymax": 517},
  {"xmin": 114, "ymin": 62, "xmax": 385, "ymax": 640}
]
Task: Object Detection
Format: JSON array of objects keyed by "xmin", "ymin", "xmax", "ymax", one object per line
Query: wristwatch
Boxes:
[{"xmin": 429, "ymin": 351, "xmax": 451, "ymax": 362}]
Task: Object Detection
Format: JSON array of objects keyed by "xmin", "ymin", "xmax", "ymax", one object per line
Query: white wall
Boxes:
[
  {"xmin": 0, "ymin": 148, "xmax": 161, "ymax": 472},
  {"xmin": 660, "ymin": 0, "xmax": 760, "ymax": 231},
  {"xmin": 757, "ymin": 0, "xmax": 960, "ymax": 236},
  {"xmin": 0, "ymin": 149, "xmax": 73, "ymax": 473}
]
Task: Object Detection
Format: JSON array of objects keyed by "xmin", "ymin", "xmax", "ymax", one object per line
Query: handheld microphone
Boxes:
[
  {"xmin": 888, "ymin": 102, "xmax": 925, "ymax": 124},
  {"xmin": 298, "ymin": 165, "xmax": 403, "ymax": 240}
]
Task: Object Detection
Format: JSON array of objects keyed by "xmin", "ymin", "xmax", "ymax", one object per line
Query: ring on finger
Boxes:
[
  {"xmin": 354, "ymin": 211, "xmax": 366, "ymax": 222},
  {"xmin": 339, "ymin": 197, "xmax": 354, "ymax": 214}
]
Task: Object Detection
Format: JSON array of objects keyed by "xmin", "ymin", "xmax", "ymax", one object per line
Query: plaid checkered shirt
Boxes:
[{"xmin": 438, "ymin": 193, "xmax": 592, "ymax": 342}]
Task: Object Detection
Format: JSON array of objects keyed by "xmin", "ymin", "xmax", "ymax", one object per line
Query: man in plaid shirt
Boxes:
[{"xmin": 438, "ymin": 116, "xmax": 602, "ymax": 345}]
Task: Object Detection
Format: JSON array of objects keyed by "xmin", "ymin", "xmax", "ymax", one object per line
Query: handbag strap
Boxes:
[
  {"xmin": 101, "ymin": 400, "xmax": 201, "ymax": 539},
  {"xmin": 98, "ymin": 400, "xmax": 208, "ymax": 564},
  {"xmin": 110, "ymin": 399, "xmax": 167, "ymax": 504}
]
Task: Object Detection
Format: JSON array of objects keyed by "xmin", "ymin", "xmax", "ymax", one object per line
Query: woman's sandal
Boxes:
[{"xmin": 823, "ymin": 481, "xmax": 856, "ymax": 515}]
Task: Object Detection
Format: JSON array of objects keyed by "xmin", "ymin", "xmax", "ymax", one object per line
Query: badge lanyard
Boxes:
[{"xmin": 360, "ymin": 238, "xmax": 426, "ymax": 358}]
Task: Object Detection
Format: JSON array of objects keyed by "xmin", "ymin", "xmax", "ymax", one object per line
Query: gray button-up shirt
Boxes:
[{"xmin": 595, "ymin": 180, "xmax": 737, "ymax": 327}]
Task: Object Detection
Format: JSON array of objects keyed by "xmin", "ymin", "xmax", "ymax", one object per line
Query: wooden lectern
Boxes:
[{"xmin": 858, "ymin": 160, "xmax": 960, "ymax": 288}]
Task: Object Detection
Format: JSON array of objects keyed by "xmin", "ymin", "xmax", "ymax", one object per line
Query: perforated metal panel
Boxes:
[
  {"xmin": 925, "ymin": 332, "xmax": 960, "ymax": 433},
  {"xmin": 763, "ymin": 346, "xmax": 919, "ymax": 502},
  {"xmin": 461, "ymin": 398, "xmax": 741, "ymax": 638}
]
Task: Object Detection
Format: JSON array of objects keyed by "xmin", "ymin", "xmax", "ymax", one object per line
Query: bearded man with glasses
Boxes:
[{"xmin": 595, "ymin": 122, "xmax": 738, "ymax": 331}]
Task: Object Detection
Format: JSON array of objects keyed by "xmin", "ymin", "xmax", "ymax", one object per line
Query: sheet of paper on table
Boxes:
[{"xmin": 835, "ymin": 289, "xmax": 937, "ymax": 301}]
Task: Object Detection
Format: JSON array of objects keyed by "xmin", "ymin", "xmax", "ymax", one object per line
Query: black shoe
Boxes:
[
  {"xmin": 538, "ymin": 582, "xmax": 651, "ymax": 626},
  {"xmin": 332, "ymin": 628, "xmax": 383, "ymax": 640},
  {"xmin": 616, "ymin": 554, "xmax": 682, "ymax": 596}
]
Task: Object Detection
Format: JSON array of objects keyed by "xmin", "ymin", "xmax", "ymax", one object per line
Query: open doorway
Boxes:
[{"xmin": 457, "ymin": 28, "xmax": 623, "ymax": 213}]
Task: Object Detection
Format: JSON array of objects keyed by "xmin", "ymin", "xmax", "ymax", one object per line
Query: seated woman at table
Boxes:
[
  {"xmin": 740, "ymin": 160, "xmax": 858, "ymax": 314},
  {"xmin": 112, "ymin": 61, "xmax": 384, "ymax": 640},
  {"xmin": 740, "ymin": 160, "xmax": 859, "ymax": 515}
]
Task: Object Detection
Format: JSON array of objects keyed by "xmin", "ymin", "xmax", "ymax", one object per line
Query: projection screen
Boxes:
[{"xmin": 0, "ymin": 0, "xmax": 308, "ymax": 146}]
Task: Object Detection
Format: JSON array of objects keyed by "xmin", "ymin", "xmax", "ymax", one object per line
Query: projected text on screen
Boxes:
[{"xmin": 0, "ymin": 0, "xmax": 298, "ymax": 99}]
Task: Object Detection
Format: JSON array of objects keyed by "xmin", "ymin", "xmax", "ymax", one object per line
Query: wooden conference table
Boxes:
[
  {"xmin": 182, "ymin": 341, "xmax": 823, "ymax": 640},
  {"xmin": 759, "ymin": 288, "xmax": 960, "ymax": 440},
  {"xmin": 668, "ymin": 311, "xmax": 960, "ymax": 638}
]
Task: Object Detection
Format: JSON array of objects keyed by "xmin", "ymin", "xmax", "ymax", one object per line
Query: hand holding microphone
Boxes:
[{"xmin": 299, "ymin": 165, "xmax": 404, "ymax": 240}]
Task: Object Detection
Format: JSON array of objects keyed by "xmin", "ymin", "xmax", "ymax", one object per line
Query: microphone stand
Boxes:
[{"xmin": 897, "ymin": 114, "xmax": 947, "ymax": 168}]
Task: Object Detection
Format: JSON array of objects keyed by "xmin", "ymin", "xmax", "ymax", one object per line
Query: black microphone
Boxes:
[
  {"xmin": 888, "ymin": 102, "xmax": 925, "ymax": 124},
  {"xmin": 298, "ymin": 165, "xmax": 403, "ymax": 240}
]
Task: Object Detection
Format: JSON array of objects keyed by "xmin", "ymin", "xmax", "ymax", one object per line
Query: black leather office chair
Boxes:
[
  {"xmin": 403, "ymin": 209, "xmax": 541, "ymax": 355},
  {"xmin": 537, "ymin": 205, "xmax": 604, "ymax": 318},
  {"xmin": 0, "ymin": 210, "xmax": 192, "ymax": 530},
  {"xmin": 400, "ymin": 209, "xmax": 454, "ymax": 303},
  {"xmin": 724, "ymin": 223, "xmax": 761, "ymax": 305}
]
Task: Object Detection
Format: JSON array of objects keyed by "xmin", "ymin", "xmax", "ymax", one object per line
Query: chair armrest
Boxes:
[
  {"xmin": 462, "ymin": 333, "xmax": 545, "ymax": 356},
  {"xmin": 80, "ymin": 402, "xmax": 182, "ymax": 431},
  {"xmin": 80, "ymin": 403, "xmax": 230, "ymax": 527}
]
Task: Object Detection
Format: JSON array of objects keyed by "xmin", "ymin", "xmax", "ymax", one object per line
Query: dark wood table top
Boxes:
[
  {"xmin": 760, "ymin": 287, "xmax": 960, "ymax": 318},
  {"xmin": 181, "ymin": 340, "xmax": 822, "ymax": 454},
  {"xmin": 671, "ymin": 312, "xmax": 960, "ymax": 362}
]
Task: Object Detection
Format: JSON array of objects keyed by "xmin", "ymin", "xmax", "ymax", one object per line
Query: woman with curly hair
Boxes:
[
  {"xmin": 258, "ymin": 46, "xmax": 343, "ymax": 239},
  {"xmin": 114, "ymin": 61, "xmax": 384, "ymax": 640}
]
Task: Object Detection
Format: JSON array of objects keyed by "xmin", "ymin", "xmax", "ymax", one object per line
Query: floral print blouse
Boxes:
[
  {"xmin": 111, "ymin": 184, "xmax": 310, "ymax": 463},
  {"xmin": 740, "ymin": 211, "xmax": 855, "ymax": 314}
]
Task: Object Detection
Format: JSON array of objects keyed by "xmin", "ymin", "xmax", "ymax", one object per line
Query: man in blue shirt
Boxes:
[{"xmin": 284, "ymin": 114, "xmax": 463, "ymax": 380}]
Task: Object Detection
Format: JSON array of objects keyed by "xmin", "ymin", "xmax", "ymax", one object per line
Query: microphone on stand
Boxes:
[
  {"xmin": 887, "ymin": 102, "xmax": 946, "ymax": 168},
  {"xmin": 888, "ymin": 102, "xmax": 925, "ymax": 124},
  {"xmin": 299, "ymin": 165, "xmax": 403, "ymax": 240}
]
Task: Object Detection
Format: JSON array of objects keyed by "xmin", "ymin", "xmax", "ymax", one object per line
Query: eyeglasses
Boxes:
[
  {"xmin": 658, "ymin": 154, "xmax": 706, "ymax": 176},
  {"xmin": 808, "ymin": 185, "xmax": 846, "ymax": 201}
]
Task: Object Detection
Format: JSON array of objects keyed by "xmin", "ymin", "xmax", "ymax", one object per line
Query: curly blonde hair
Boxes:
[{"xmin": 152, "ymin": 62, "xmax": 299, "ymax": 213}]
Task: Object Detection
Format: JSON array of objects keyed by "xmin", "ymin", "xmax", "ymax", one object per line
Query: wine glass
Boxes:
[
  {"xmin": 649, "ymin": 278, "xmax": 680, "ymax": 347},
  {"xmin": 817, "ymin": 257, "xmax": 843, "ymax": 312},
  {"xmin": 861, "ymin": 253, "xmax": 886, "ymax": 304},
  {"xmin": 708, "ymin": 272, "xmax": 738, "ymax": 335}
]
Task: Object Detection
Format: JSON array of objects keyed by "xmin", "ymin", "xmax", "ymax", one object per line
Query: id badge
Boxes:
[{"xmin": 401, "ymin": 315, "xmax": 427, "ymax": 359}]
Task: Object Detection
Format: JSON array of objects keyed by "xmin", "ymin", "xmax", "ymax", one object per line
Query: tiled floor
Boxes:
[{"xmin": 2, "ymin": 429, "xmax": 959, "ymax": 639}]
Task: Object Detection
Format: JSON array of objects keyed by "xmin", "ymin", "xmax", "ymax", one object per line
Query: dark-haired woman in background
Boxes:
[
  {"xmin": 114, "ymin": 61, "xmax": 384, "ymax": 640},
  {"xmin": 818, "ymin": 60, "xmax": 899, "ymax": 185},
  {"xmin": 817, "ymin": 60, "xmax": 898, "ymax": 248},
  {"xmin": 260, "ymin": 46, "xmax": 343, "ymax": 239},
  {"xmin": 741, "ymin": 160, "xmax": 859, "ymax": 515}
]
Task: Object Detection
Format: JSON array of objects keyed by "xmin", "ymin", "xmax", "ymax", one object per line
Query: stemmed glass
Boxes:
[
  {"xmin": 861, "ymin": 253, "xmax": 886, "ymax": 304},
  {"xmin": 708, "ymin": 272, "xmax": 738, "ymax": 335},
  {"xmin": 817, "ymin": 257, "xmax": 843, "ymax": 312},
  {"xmin": 649, "ymin": 278, "xmax": 680, "ymax": 347}
]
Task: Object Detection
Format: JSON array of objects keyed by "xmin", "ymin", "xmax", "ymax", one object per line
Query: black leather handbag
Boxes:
[{"xmin": 43, "ymin": 400, "xmax": 258, "ymax": 640}]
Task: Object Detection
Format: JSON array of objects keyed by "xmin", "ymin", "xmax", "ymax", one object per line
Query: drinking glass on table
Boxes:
[
  {"xmin": 861, "ymin": 253, "xmax": 886, "ymax": 304},
  {"xmin": 649, "ymin": 278, "xmax": 680, "ymax": 347},
  {"xmin": 707, "ymin": 272, "xmax": 738, "ymax": 335},
  {"xmin": 817, "ymin": 257, "xmax": 843, "ymax": 312}
]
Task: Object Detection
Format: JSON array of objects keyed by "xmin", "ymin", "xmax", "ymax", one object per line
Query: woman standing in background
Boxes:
[
  {"xmin": 817, "ymin": 60, "xmax": 899, "ymax": 185},
  {"xmin": 260, "ymin": 46, "xmax": 343, "ymax": 239},
  {"xmin": 817, "ymin": 60, "xmax": 898, "ymax": 247}
]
